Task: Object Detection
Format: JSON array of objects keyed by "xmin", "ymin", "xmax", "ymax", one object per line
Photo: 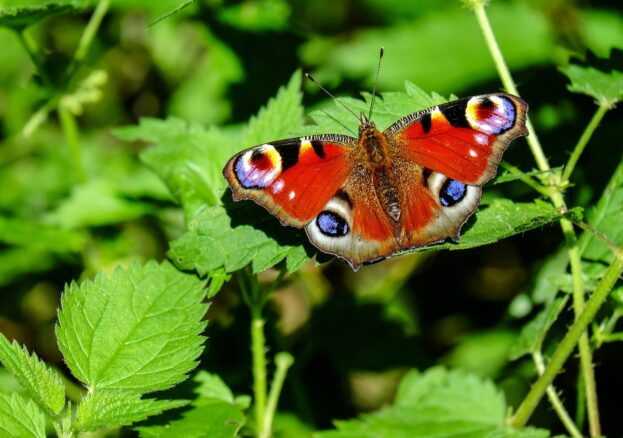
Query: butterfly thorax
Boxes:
[{"xmin": 358, "ymin": 114, "xmax": 402, "ymax": 224}]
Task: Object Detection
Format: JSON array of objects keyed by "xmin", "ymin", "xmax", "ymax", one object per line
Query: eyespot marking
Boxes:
[
  {"xmin": 234, "ymin": 144, "xmax": 282, "ymax": 189},
  {"xmin": 466, "ymin": 95, "xmax": 516, "ymax": 135},
  {"xmin": 440, "ymin": 179, "xmax": 467, "ymax": 207},
  {"xmin": 316, "ymin": 211, "xmax": 350, "ymax": 237}
]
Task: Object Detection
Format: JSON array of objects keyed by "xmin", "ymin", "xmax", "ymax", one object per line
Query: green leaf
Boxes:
[
  {"xmin": 508, "ymin": 296, "xmax": 568, "ymax": 360},
  {"xmin": 0, "ymin": 392, "xmax": 46, "ymax": 438},
  {"xmin": 0, "ymin": 2, "xmax": 81, "ymax": 31},
  {"xmin": 136, "ymin": 399, "xmax": 246, "ymax": 438},
  {"xmin": 169, "ymin": 201, "xmax": 311, "ymax": 275},
  {"xmin": 56, "ymin": 261, "xmax": 208, "ymax": 392},
  {"xmin": 0, "ymin": 334, "xmax": 65, "ymax": 416},
  {"xmin": 579, "ymin": 155, "xmax": 623, "ymax": 271},
  {"xmin": 491, "ymin": 167, "xmax": 562, "ymax": 186},
  {"xmin": 300, "ymin": 2, "xmax": 555, "ymax": 94},
  {"xmin": 116, "ymin": 117, "xmax": 235, "ymax": 214},
  {"xmin": 76, "ymin": 389, "xmax": 188, "ymax": 431},
  {"xmin": 316, "ymin": 367, "xmax": 553, "ymax": 438},
  {"xmin": 0, "ymin": 247, "xmax": 55, "ymax": 287},
  {"xmin": 444, "ymin": 330, "xmax": 516, "ymax": 377},
  {"xmin": 193, "ymin": 371, "xmax": 235, "ymax": 403},
  {"xmin": 559, "ymin": 50, "xmax": 623, "ymax": 107},
  {"xmin": 45, "ymin": 180, "xmax": 155, "ymax": 228},
  {"xmin": 216, "ymin": 0, "xmax": 291, "ymax": 31},
  {"xmin": 0, "ymin": 215, "xmax": 86, "ymax": 252},
  {"xmin": 410, "ymin": 200, "xmax": 582, "ymax": 254}
]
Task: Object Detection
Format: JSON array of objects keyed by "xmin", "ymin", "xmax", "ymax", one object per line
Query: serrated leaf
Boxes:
[
  {"xmin": 136, "ymin": 398, "xmax": 246, "ymax": 438},
  {"xmin": 560, "ymin": 50, "xmax": 623, "ymax": 107},
  {"xmin": 578, "ymin": 155, "xmax": 623, "ymax": 272},
  {"xmin": 45, "ymin": 180, "xmax": 155, "ymax": 228},
  {"xmin": 0, "ymin": 215, "xmax": 86, "ymax": 252},
  {"xmin": 242, "ymin": 70, "xmax": 304, "ymax": 146},
  {"xmin": 169, "ymin": 199, "xmax": 312, "ymax": 274},
  {"xmin": 0, "ymin": 392, "xmax": 46, "ymax": 438},
  {"xmin": 409, "ymin": 200, "xmax": 581, "ymax": 254},
  {"xmin": 316, "ymin": 367, "xmax": 553, "ymax": 438},
  {"xmin": 76, "ymin": 389, "xmax": 188, "ymax": 431},
  {"xmin": 193, "ymin": 371, "xmax": 234, "ymax": 403},
  {"xmin": 0, "ymin": 2, "xmax": 80, "ymax": 30},
  {"xmin": 508, "ymin": 296, "xmax": 568, "ymax": 360},
  {"xmin": 0, "ymin": 334, "xmax": 65, "ymax": 416},
  {"xmin": 491, "ymin": 167, "xmax": 562, "ymax": 186},
  {"xmin": 56, "ymin": 261, "xmax": 208, "ymax": 392}
]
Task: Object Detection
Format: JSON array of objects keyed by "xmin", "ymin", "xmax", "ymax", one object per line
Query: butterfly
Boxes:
[{"xmin": 223, "ymin": 91, "xmax": 528, "ymax": 270}]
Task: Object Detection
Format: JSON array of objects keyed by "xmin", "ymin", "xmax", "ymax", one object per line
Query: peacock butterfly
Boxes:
[{"xmin": 223, "ymin": 75, "xmax": 528, "ymax": 270}]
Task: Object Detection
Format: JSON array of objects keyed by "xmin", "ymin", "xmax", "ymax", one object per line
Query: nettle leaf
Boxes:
[
  {"xmin": 76, "ymin": 389, "xmax": 188, "ymax": 431},
  {"xmin": 560, "ymin": 49, "xmax": 623, "ymax": 107},
  {"xmin": 0, "ymin": 391, "xmax": 46, "ymax": 438},
  {"xmin": 508, "ymin": 296, "xmax": 568, "ymax": 360},
  {"xmin": 317, "ymin": 367, "xmax": 552, "ymax": 438},
  {"xmin": 56, "ymin": 261, "xmax": 208, "ymax": 392},
  {"xmin": 0, "ymin": 2, "xmax": 81, "ymax": 31},
  {"xmin": 0, "ymin": 334, "xmax": 65, "ymax": 417},
  {"xmin": 491, "ymin": 166, "xmax": 562, "ymax": 186},
  {"xmin": 169, "ymin": 200, "xmax": 311, "ymax": 275},
  {"xmin": 45, "ymin": 180, "xmax": 155, "ymax": 228},
  {"xmin": 0, "ymin": 215, "xmax": 86, "ymax": 252},
  {"xmin": 410, "ymin": 200, "xmax": 581, "ymax": 254},
  {"xmin": 136, "ymin": 373, "xmax": 247, "ymax": 438},
  {"xmin": 579, "ymin": 155, "xmax": 623, "ymax": 273},
  {"xmin": 116, "ymin": 117, "xmax": 235, "ymax": 214}
]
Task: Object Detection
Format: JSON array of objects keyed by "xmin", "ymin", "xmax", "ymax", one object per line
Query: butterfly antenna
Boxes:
[
  {"xmin": 305, "ymin": 73, "xmax": 360, "ymax": 123},
  {"xmin": 367, "ymin": 46, "xmax": 384, "ymax": 121}
]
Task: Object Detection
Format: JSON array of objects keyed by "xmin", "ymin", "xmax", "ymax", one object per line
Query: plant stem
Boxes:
[
  {"xmin": 251, "ymin": 306, "xmax": 267, "ymax": 437},
  {"xmin": 58, "ymin": 106, "xmax": 86, "ymax": 182},
  {"xmin": 562, "ymin": 104, "xmax": 609, "ymax": 182},
  {"xmin": 532, "ymin": 351, "xmax": 583, "ymax": 438},
  {"xmin": 260, "ymin": 352, "xmax": 295, "ymax": 438},
  {"xmin": 510, "ymin": 255, "xmax": 623, "ymax": 429},
  {"xmin": 66, "ymin": 0, "xmax": 110, "ymax": 87},
  {"xmin": 471, "ymin": 1, "xmax": 550, "ymax": 173},
  {"xmin": 470, "ymin": 2, "xmax": 605, "ymax": 431}
]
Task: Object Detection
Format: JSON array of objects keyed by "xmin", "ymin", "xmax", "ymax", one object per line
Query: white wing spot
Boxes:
[
  {"xmin": 272, "ymin": 180, "xmax": 284, "ymax": 193},
  {"xmin": 475, "ymin": 133, "xmax": 488, "ymax": 145},
  {"xmin": 469, "ymin": 149, "xmax": 478, "ymax": 157},
  {"xmin": 289, "ymin": 190, "xmax": 296, "ymax": 200}
]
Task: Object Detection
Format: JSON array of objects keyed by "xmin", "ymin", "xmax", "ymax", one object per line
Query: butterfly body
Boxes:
[{"xmin": 224, "ymin": 93, "xmax": 528, "ymax": 269}]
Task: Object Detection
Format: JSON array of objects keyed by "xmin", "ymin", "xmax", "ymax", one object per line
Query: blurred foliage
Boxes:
[{"xmin": 0, "ymin": 0, "xmax": 622, "ymax": 436}]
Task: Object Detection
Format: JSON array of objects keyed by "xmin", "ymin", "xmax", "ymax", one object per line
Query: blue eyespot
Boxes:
[
  {"xmin": 316, "ymin": 211, "xmax": 349, "ymax": 237},
  {"xmin": 440, "ymin": 179, "xmax": 467, "ymax": 207}
]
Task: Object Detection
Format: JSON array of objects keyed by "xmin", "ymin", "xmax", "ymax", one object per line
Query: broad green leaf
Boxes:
[
  {"xmin": 579, "ymin": 155, "xmax": 623, "ymax": 270},
  {"xmin": 491, "ymin": 167, "xmax": 562, "ymax": 186},
  {"xmin": 216, "ymin": 0, "xmax": 291, "ymax": 31},
  {"xmin": 0, "ymin": 215, "xmax": 86, "ymax": 252},
  {"xmin": 443, "ymin": 330, "xmax": 516, "ymax": 377},
  {"xmin": 0, "ymin": 247, "xmax": 55, "ymax": 287},
  {"xmin": 508, "ymin": 296, "xmax": 568, "ymax": 360},
  {"xmin": 116, "ymin": 117, "xmax": 235, "ymax": 214},
  {"xmin": 169, "ymin": 201, "xmax": 311, "ymax": 275},
  {"xmin": 410, "ymin": 200, "xmax": 582, "ymax": 254},
  {"xmin": 45, "ymin": 180, "xmax": 155, "ymax": 228},
  {"xmin": 193, "ymin": 371, "xmax": 234, "ymax": 403},
  {"xmin": 0, "ymin": 392, "xmax": 46, "ymax": 438},
  {"xmin": 136, "ymin": 399, "xmax": 246, "ymax": 438},
  {"xmin": 560, "ymin": 50, "xmax": 623, "ymax": 107},
  {"xmin": 56, "ymin": 261, "xmax": 208, "ymax": 392},
  {"xmin": 530, "ymin": 249, "xmax": 569, "ymax": 304},
  {"xmin": 300, "ymin": 2, "xmax": 555, "ymax": 94},
  {"xmin": 317, "ymin": 367, "xmax": 552, "ymax": 438},
  {"xmin": 0, "ymin": 2, "xmax": 80, "ymax": 30},
  {"xmin": 76, "ymin": 389, "xmax": 188, "ymax": 431},
  {"xmin": 0, "ymin": 334, "xmax": 65, "ymax": 416},
  {"xmin": 206, "ymin": 268, "xmax": 231, "ymax": 298}
]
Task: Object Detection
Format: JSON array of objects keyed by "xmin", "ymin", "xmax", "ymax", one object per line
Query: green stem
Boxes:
[
  {"xmin": 260, "ymin": 352, "xmax": 295, "ymax": 438},
  {"xmin": 58, "ymin": 106, "xmax": 86, "ymax": 182},
  {"xmin": 470, "ymin": 2, "xmax": 604, "ymax": 431},
  {"xmin": 66, "ymin": 0, "xmax": 110, "ymax": 87},
  {"xmin": 251, "ymin": 307, "xmax": 267, "ymax": 437},
  {"xmin": 532, "ymin": 352, "xmax": 582, "ymax": 438},
  {"xmin": 510, "ymin": 255, "xmax": 623, "ymax": 429},
  {"xmin": 471, "ymin": 1, "xmax": 550, "ymax": 173},
  {"xmin": 562, "ymin": 104, "xmax": 610, "ymax": 182}
]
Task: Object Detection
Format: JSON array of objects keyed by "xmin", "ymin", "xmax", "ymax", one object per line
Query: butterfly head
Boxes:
[{"xmin": 358, "ymin": 112, "xmax": 376, "ymax": 133}]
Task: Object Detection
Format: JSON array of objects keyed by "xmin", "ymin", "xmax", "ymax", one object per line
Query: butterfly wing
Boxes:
[
  {"xmin": 223, "ymin": 134, "xmax": 357, "ymax": 228},
  {"xmin": 384, "ymin": 93, "xmax": 528, "ymax": 250}
]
